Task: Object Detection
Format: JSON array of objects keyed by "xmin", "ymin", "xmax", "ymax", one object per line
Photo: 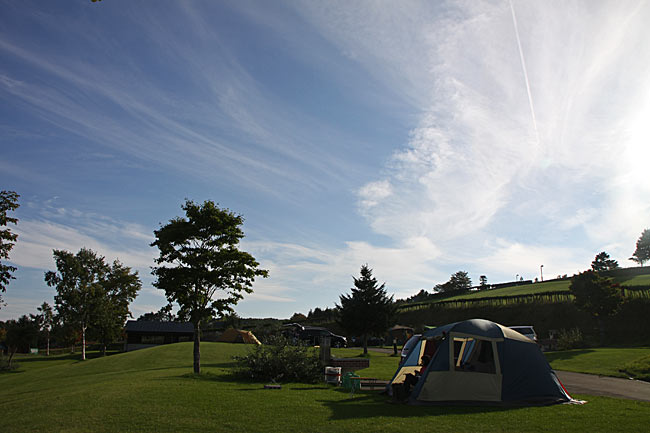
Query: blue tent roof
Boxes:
[{"xmin": 390, "ymin": 319, "xmax": 572, "ymax": 405}]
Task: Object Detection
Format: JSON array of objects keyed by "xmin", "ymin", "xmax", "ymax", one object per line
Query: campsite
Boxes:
[
  {"xmin": 1, "ymin": 341, "xmax": 650, "ymax": 433},
  {"xmin": 3, "ymin": 2, "xmax": 650, "ymax": 432}
]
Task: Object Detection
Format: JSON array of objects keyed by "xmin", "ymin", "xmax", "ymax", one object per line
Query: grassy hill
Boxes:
[
  {"xmin": 400, "ymin": 268, "xmax": 650, "ymax": 309},
  {"xmin": 2, "ymin": 343, "xmax": 650, "ymax": 432}
]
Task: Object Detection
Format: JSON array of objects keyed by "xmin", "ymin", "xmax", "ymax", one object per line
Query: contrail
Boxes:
[{"xmin": 509, "ymin": 0, "xmax": 540, "ymax": 144}]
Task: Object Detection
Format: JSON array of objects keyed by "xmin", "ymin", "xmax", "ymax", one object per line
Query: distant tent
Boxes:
[
  {"xmin": 217, "ymin": 328, "xmax": 261, "ymax": 345},
  {"xmin": 388, "ymin": 319, "xmax": 572, "ymax": 405}
]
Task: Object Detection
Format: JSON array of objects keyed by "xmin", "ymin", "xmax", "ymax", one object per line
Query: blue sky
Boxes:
[{"xmin": 2, "ymin": 0, "xmax": 649, "ymax": 321}]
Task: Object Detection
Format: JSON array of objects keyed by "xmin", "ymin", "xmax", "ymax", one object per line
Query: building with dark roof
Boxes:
[{"xmin": 124, "ymin": 320, "xmax": 194, "ymax": 352}]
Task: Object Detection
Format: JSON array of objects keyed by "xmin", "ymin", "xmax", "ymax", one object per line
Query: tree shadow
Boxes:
[
  {"xmin": 545, "ymin": 349, "xmax": 595, "ymax": 362},
  {"xmin": 317, "ymin": 390, "xmax": 522, "ymax": 421}
]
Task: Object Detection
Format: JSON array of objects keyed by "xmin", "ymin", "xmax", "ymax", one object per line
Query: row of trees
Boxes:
[
  {"xmin": 45, "ymin": 248, "xmax": 141, "ymax": 359},
  {"xmin": 2, "ymin": 195, "xmax": 269, "ymax": 375}
]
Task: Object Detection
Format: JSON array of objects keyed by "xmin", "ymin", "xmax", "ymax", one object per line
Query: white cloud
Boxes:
[
  {"xmin": 10, "ymin": 214, "xmax": 155, "ymax": 272},
  {"xmin": 298, "ymin": 1, "xmax": 650, "ymax": 272}
]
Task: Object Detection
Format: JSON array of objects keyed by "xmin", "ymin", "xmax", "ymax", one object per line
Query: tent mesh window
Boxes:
[{"xmin": 453, "ymin": 338, "xmax": 496, "ymax": 374}]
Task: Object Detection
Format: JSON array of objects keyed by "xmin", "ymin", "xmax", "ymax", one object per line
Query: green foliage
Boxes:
[
  {"xmin": 337, "ymin": 264, "xmax": 395, "ymax": 354},
  {"xmin": 435, "ymin": 271, "xmax": 472, "ymax": 293},
  {"xmin": 151, "ymin": 199, "xmax": 268, "ymax": 373},
  {"xmin": 45, "ymin": 248, "xmax": 141, "ymax": 359},
  {"xmin": 289, "ymin": 312, "xmax": 307, "ymax": 322},
  {"xmin": 630, "ymin": 228, "xmax": 650, "ymax": 266},
  {"xmin": 591, "ymin": 251, "xmax": 619, "ymax": 272},
  {"xmin": 0, "ymin": 190, "xmax": 19, "ymax": 305},
  {"xmin": 90, "ymin": 260, "xmax": 141, "ymax": 354},
  {"xmin": 137, "ymin": 302, "xmax": 175, "ymax": 322},
  {"xmin": 3, "ymin": 315, "xmax": 39, "ymax": 369},
  {"xmin": 31, "ymin": 302, "xmax": 54, "ymax": 355},
  {"xmin": 556, "ymin": 328, "xmax": 585, "ymax": 351},
  {"xmin": 233, "ymin": 335, "xmax": 322, "ymax": 383},
  {"xmin": 570, "ymin": 270, "xmax": 623, "ymax": 318}
]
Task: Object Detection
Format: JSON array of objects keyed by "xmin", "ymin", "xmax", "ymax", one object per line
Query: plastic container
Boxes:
[{"xmin": 324, "ymin": 366, "xmax": 342, "ymax": 385}]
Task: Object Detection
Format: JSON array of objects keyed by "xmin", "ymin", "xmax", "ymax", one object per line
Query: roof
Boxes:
[
  {"xmin": 422, "ymin": 318, "xmax": 531, "ymax": 343},
  {"xmin": 125, "ymin": 320, "xmax": 194, "ymax": 334}
]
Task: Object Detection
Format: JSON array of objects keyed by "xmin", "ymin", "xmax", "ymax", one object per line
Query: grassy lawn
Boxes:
[
  {"xmin": 545, "ymin": 347, "xmax": 650, "ymax": 380},
  {"xmin": 444, "ymin": 280, "xmax": 571, "ymax": 301},
  {"xmin": 1, "ymin": 342, "xmax": 649, "ymax": 432},
  {"xmin": 427, "ymin": 272, "xmax": 650, "ymax": 304}
]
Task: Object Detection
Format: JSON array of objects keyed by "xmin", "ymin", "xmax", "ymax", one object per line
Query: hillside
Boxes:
[{"xmin": 399, "ymin": 267, "xmax": 650, "ymax": 309}]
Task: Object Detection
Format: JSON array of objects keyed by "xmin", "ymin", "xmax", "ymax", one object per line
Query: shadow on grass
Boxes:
[
  {"xmin": 318, "ymin": 389, "xmax": 522, "ymax": 421},
  {"xmin": 6, "ymin": 350, "xmax": 122, "ymax": 365},
  {"xmin": 545, "ymin": 349, "xmax": 595, "ymax": 362}
]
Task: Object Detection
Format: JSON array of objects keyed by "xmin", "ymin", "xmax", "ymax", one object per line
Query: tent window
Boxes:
[{"xmin": 453, "ymin": 338, "xmax": 496, "ymax": 374}]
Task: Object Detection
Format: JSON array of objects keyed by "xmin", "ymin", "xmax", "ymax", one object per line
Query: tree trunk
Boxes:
[
  {"xmin": 193, "ymin": 321, "xmax": 201, "ymax": 374},
  {"xmin": 46, "ymin": 331, "xmax": 50, "ymax": 356},
  {"xmin": 7, "ymin": 347, "xmax": 17, "ymax": 369},
  {"xmin": 102, "ymin": 344, "xmax": 107, "ymax": 356},
  {"xmin": 81, "ymin": 324, "xmax": 86, "ymax": 361},
  {"xmin": 363, "ymin": 335, "xmax": 368, "ymax": 356}
]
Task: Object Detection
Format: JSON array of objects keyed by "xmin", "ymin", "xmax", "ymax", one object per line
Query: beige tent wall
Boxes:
[{"xmin": 416, "ymin": 334, "xmax": 503, "ymax": 402}]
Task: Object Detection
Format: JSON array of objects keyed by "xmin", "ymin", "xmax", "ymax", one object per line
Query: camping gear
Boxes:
[
  {"xmin": 387, "ymin": 318, "xmax": 573, "ymax": 405},
  {"xmin": 341, "ymin": 372, "xmax": 360, "ymax": 391},
  {"xmin": 324, "ymin": 366, "xmax": 342, "ymax": 385}
]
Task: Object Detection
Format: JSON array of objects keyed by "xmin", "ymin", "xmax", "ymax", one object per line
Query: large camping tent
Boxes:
[{"xmin": 389, "ymin": 319, "xmax": 572, "ymax": 405}]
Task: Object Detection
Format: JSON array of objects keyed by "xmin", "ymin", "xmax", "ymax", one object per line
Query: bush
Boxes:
[
  {"xmin": 233, "ymin": 335, "xmax": 322, "ymax": 383},
  {"xmin": 557, "ymin": 328, "xmax": 585, "ymax": 350}
]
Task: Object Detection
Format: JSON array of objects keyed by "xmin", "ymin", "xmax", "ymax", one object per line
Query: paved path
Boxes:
[{"xmin": 557, "ymin": 370, "xmax": 650, "ymax": 402}]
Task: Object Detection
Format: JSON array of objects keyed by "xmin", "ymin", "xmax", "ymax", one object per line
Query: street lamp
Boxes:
[{"xmin": 540, "ymin": 265, "xmax": 544, "ymax": 282}]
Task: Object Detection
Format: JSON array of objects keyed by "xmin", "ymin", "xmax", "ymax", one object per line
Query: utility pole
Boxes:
[{"xmin": 540, "ymin": 265, "xmax": 544, "ymax": 282}]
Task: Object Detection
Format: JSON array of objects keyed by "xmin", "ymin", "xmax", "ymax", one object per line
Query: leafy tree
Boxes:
[
  {"xmin": 138, "ymin": 302, "xmax": 176, "ymax": 322},
  {"xmin": 32, "ymin": 302, "xmax": 54, "ymax": 356},
  {"xmin": 435, "ymin": 271, "xmax": 473, "ymax": 293},
  {"xmin": 569, "ymin": 270, "xmax": 623, "ymax": 343},
  {"xmin": 90, "ymin": 260, "xmax": 141, "ymax": 355},
  {"xmin": 4, "ymin": 315, "xmax": 38, "ymax": 368},
  {"xmin": 45, "ymin": 248, "xmax": 141, "ymax": 360},
  {"xmin": 337, "ymin": 264, "xmax": 395, "ymax": 355},
  {"xmin": 289, "ymin": 312, "xmax": 307, "ymax": 322},
  {"xmin": 629, "ymin": 229, "xmax": 650, "ymax": 266},
  {"xmin": 151, "ymin": 199, "xmax": 268, "ymax": 374},
  {"xmin": 479, "ymin": 275, "xmax": 488, "ymax": 288},
  {"xmin": 591, "ymin": 251, "xmax": 619, "ymax": 272},
  {"xmin": 0, "ymin": 190, "xmax": 20, "ymax": 308}
]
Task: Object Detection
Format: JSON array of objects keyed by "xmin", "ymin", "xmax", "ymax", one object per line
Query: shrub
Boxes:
[
  {"xmin": 556, "ymin": 328, "xmax": 585, "ymax": 350},
  {"xmin": 233, "ymin": 335, "xmax": 322, "ymax": 383}
]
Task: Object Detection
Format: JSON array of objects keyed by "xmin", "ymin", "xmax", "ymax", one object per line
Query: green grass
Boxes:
[
  {"xmin": 425, "ymin": 272, "xmax": 650, "ymax": 304},
  {"xmin": 444, "ymin": 280, "xmax": 571, "ymax": 301},
  {"xmin": 614, "ymin": 274, "xmax": 650, "ymax": 286},
  {"xmin": 1, "ymin": 343, "xmax": 649, "ymax": 432},
  {"xmin": 545, "ymin": 347, "xmax": 650, "ymax": 380}
]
